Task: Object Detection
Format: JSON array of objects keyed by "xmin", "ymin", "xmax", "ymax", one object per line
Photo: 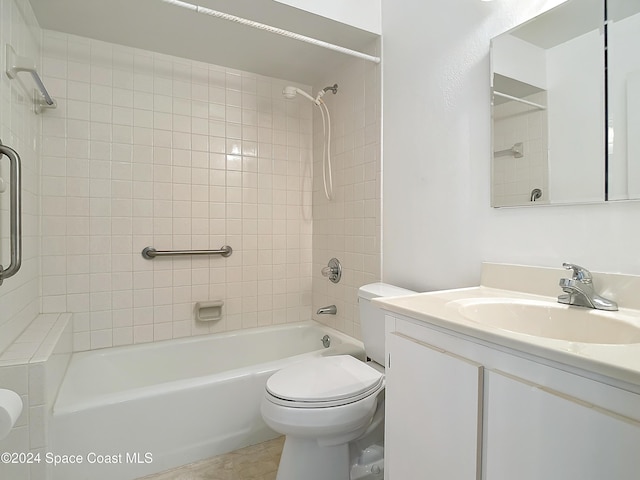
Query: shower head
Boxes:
[
  {"xmin": 282, "ymin": 86, "xmax": 317, "ymax": 104},
  {"xmin": 282, "ymin": 86, "xmax": 298, "ymax": 99}
]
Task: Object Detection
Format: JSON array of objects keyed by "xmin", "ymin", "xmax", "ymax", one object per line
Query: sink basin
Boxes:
[{"xmin": 455, "ymin": 298, "xmax": 640, "ymax": 344}]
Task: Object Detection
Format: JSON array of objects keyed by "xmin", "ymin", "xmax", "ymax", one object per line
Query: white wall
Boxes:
[
  {"xmin": 628, "ymin": 71, "xmax": 640, "ymax": 197},
  {"xmin": 382, "ymin": 0, "xmax": 640, "ymax": 293},
  {"xmin": 608, "ymin": 11, "xmax": 640, "ymax": 199},
  {"xmin": 546, "ymin": 29, "xmax": 603, "ymax": 203}
]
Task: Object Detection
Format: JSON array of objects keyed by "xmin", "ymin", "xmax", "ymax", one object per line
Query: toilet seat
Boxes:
[{"xmin": 265, "ymin": 355, "xmax": 384, "ymax": 408}]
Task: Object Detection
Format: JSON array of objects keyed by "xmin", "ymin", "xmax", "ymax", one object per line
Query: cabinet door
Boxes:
[
  {"xmin": 385, "ymin": 332, "xmax": 483, "ymax": 480},
  {"xmin": 485, "ymin": 370, "xmax": 640, "ymax": 480}
]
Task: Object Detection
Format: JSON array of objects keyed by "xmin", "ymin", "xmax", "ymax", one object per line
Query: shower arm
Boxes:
[
  {"xmin": 314, "ymin": 84, "xmax": 338, "ymax": 103},
  {"xmin": 322, "ymin": 84, "xmax": 338, "ymax": 94}
]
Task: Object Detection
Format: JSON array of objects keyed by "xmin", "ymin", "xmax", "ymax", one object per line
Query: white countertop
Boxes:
[{"xmin": 373, "ymin": 285, "xmax": 640, "ymax": 389}]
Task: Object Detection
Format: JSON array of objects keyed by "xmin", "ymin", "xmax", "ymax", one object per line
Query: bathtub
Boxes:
[{"xmin": 50, "ymin": 321, "xmax": 364, "ymax": 480}]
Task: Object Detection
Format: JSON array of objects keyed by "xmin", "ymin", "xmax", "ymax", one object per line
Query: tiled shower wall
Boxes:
[
  {"xmin": 39, "ymin": 31, "xmax": 314, "ymax": 351},
  {"xmin": 492, "ymin": 91, "xmax": 548, "ymax": 207},
  {"xmin": 0, "ymin": 1, "xmax": 46, "ymax": 477},
  {"xmin": 0, "ymin": 0, "xmax": 41, "ymax": 353},
  {"xmin": 311, "ymin": 50, "xmax": 382, "ymax": 339}
]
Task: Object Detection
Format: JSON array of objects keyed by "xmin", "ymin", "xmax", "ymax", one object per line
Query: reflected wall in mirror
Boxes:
[
  {"xmin": 490, "ymin": 0, "xmax": 605, "ymax": 207},
  {"xmin": 607, "ymin": 0, "xmax": 640, "ymax": 200}
]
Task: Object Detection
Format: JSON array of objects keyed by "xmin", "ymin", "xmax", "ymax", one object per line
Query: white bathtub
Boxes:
[{"xmin": 50, "ymin": 321, "xmax": 364, "ymax": 480}]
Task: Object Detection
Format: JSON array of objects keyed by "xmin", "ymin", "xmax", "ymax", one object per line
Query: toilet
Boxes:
[{"xmin": 260, "ymin": 283, "xmax": 416, "ymax": 480}]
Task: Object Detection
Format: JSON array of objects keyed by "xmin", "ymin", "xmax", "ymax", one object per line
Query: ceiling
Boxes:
[
  {"xmin": 509, "ymin": 0, "xmax": 603, "ymax": 49},
  {"xmin": 609, "ymin": 0, "xmax": 640, "ymax": 22},
  {"xmin": 28, "ymin": 0, "xmax": 380, "ymax": 85}
]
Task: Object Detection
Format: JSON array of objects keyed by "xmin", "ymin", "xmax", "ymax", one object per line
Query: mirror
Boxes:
[
  {"xmin": 607, "ymin": 0, "xmax": 640, "ymax": 200},
  {"xmin": 490, "ymin": 0, "xmax": 605, "ymax": 207}
]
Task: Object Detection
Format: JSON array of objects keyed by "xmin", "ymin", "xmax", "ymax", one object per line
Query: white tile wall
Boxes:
[
  {"xmin": 312, "ymin": 49, "xmax": 382, "ymax": 339},
  {"xmin": 0, "ymin": 3, "xmax": 380, "ymax": 477},
  {"xmin": 492, "ymin": 91, "xmax": 549, "ymax": 207},
  {"xmin": 40, "ymin": 31, "xmax": 314, "ymax": 351},
  {"xmin": 0, "ymin": 313, "xmax": 73, "ymax": 480},
  {"xmin": 0, "ymin": 0, "xmax": 41, "ymax": 354},
  {"xmin": 0, "ymin": 2, "xmax": 44, "ymax": 475}
]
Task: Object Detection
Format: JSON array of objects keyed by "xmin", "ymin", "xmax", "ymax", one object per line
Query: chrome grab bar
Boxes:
[
  {"xmin": 142, "ymin": 246, "xmax": 232, "ymax": 259},
  {"xmin": 0, "ymin": 140, "xmax": 22, "ymax": 286},
  {"xmin": 493, "ymin": 142, "xmax": 524, "ymax": 158},
  {"xmin": 30, "ymin": 71, "xmax": 56, "ymax": 106},
  {"xmin": 6, "ymin": 44, "xmax": 57, "ymax": 113}
]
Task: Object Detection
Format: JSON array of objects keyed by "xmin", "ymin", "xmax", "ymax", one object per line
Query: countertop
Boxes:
[{"xmin": 373, "ymin": 285, "xmax": 640, "ymax": 390}]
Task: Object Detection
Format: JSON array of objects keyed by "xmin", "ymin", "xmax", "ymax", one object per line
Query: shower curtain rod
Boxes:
[{"xmin": 160, "ymin": 0, "xmax": 381, "ymax": 64}]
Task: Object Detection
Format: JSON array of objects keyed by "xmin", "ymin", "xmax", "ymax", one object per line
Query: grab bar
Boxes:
[
  {"xmin": 5, "ymin": 44, "xmax": 57, "ymax": 113},
  {"xmin": 0, "ymin": 140, "xmax": 22, "ymax": 286},
  {"xmin": 142, "ymin": 246, "xmax": 232, "ymax": 259},
  {"xmin": 494, "ymin": 142, "xmax": 524, "ymax": 158}
]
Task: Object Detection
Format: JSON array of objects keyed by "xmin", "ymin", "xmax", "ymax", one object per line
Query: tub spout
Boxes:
[{"xmin": 316, "ymin": 305, "xmax": 337, "ymax": 315}]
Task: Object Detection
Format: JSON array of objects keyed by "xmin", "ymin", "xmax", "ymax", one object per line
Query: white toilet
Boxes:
[{"xmin": 260, "ymin": 283, "xmax": 415, "ymax": 480}]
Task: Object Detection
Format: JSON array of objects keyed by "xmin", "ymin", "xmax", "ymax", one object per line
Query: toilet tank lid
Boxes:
[{"xmin": 358, "ymin": 283, "xmax": 416, "ymax": 301}]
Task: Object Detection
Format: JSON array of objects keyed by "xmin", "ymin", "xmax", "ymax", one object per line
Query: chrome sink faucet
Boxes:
[{"xmin": 558, "ymin": 263, "xmax": 618, "ymax": 311}]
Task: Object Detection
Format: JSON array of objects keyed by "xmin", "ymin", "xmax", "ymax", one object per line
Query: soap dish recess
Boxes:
[{"xmin": 195, "ymin": 300, "xmax": 223, "ymax": 322}]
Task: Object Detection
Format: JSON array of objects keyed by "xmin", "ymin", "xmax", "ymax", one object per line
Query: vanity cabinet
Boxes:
[
  {"xmin": 384, "ymin": 315, "xmax": 640, "ymax": 480},
  {"xmin": 385, "ymin": 332, "xmax": 482, "ymax": 479},
  {"xmin": 484, "ymin": 370, "xmax": 640, "ymax": 480}
]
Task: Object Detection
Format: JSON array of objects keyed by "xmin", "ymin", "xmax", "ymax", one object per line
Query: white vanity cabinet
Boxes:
[
  {"xmin": 385, "ymin": 332, "xmax": 483, "ymax": 479},
  {"xmin": 484, "ymin": 369, "xmax": 640, "ymax": 480},
  {"xmin": 384, "ymin": 315, "xmax": 640, "ymax": 480}
]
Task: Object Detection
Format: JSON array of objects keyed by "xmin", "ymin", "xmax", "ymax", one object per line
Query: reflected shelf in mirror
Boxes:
[{"xmin": 493, "ymin": 91, "xmax": 546, "ymax": 110}]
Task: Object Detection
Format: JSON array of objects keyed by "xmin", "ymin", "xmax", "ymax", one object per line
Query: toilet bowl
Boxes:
[
  {"xmin": 261, "ymin": 355, "xmax": 385, "ymax": 480},
  {"xmin": 260, "ymin": 283, "xmax": 416, "ymax": 480}
]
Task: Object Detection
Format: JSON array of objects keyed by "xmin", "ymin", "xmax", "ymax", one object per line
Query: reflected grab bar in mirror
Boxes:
[
  {"xmin": 142, "ymin": 246, "xmax": 233, "ymax": 259},
  {"xmin": 0, "ymin": 140, "xmax": 22, "ymax": 286},
  {"xmin": 494, "ymin": 142, "xmax": 524, "ymax": 158}
]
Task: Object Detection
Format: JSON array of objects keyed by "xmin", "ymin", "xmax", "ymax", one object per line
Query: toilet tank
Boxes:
[{"xmin": 359, "ymin": 283, "xmax": 416, "ymax": 365}]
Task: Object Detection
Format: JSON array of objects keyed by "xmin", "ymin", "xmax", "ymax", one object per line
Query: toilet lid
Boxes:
[{"xmin": 266, "ymin": 355, "xmax": 384, "ymax": 407}]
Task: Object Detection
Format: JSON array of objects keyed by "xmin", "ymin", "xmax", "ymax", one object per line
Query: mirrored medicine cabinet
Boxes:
[{"xmin": 490, "ymin": 0, "xmax": 640, "ymax": 207}]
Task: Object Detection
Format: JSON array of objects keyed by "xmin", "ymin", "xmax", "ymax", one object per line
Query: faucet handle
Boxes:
[
  {"xmin": 562, "ymin": 263, "xmax": 592, "ymax": 283},
  {"xmin": 321, "ymin": 266, "xmax": 335, "ymax": 276},
  {"xmin": 321, "ymin": 258, "xmax": 342, "ymax": 284}
]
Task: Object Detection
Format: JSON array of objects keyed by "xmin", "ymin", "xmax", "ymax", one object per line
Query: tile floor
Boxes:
[{"xmin": 138, "ymin": 437, "xmax": 284, "ymax": 480}]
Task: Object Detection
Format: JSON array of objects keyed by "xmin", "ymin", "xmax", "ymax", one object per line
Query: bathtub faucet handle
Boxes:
[{"xmin": 321, "ymin": 258, "xmax": 342, "ymax": 283}]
